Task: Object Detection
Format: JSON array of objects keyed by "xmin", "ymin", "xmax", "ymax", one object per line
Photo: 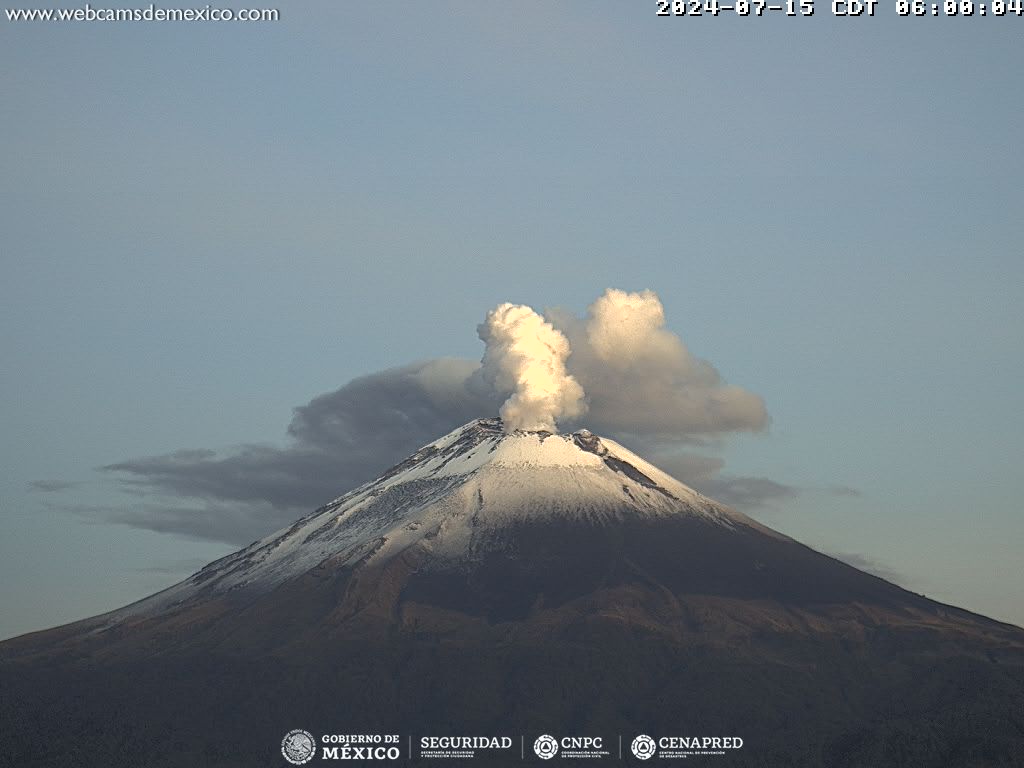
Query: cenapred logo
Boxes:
[
  {"xmin": 281, "ymin": 729, "xmax": 317, "ymax": 765},
  {"xmin": 534, "ymin": 734, "xmax": 559, "ymax": 760},
  {"xmin": 635, "ymin": 734, "xmax": 744, "ymax": 759},
  {"xmin": 631, "ymin": 734, "xmax": 657, "ymax": 760}
]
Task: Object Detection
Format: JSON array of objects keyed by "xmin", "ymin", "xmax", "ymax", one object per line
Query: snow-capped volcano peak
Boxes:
[
  {"xmin": 373, "ymin": 417, "xmax": 684, "ymax": 481},
  {"xmin": 327, "ymin": 417, "xmax": 722, "ymax": 525},
  {"xmin": 110, "ymin": 418, "xmax": 749, "ymax": 621}
]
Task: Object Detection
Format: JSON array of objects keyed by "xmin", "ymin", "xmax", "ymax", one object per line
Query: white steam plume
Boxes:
[{"xmin": 477, "ymin": 303, "xmax": 586, "ymax": 432}]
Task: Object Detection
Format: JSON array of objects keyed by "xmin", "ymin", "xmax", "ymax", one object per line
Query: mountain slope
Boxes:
[{"xmin": 2, "ymin": 419, "xmax": 1022, "ymax": 767}]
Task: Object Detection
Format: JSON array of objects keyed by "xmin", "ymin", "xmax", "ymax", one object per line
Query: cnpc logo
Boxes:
[
  {"xmin": 533, "ymin": 735, "xmax": 558, "ymax": 760},
  {"xmin": 533, "ymin": 734, "xmax": 604, "ymax": 759}
]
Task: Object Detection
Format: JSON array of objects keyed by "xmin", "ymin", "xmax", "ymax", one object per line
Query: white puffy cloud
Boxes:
[{"xmin": 551, "ymin": 288, "xmax": 768, "ymax": 437}]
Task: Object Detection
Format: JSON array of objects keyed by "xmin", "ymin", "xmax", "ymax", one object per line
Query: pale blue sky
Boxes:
[{"xmin": 2, "ymin": 3, "xmax": 1022, "ymax": 639}]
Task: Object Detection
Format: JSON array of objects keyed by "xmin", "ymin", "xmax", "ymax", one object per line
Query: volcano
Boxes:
[{"xmin": 2, "ymin": 419, "xmax": 1023, "ymax": 767}]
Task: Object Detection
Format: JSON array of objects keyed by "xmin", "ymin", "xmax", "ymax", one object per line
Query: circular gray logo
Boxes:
[
  {"xmin": 534, "ymin": 734, "xmax": 559, "ymax": 760},
  {"xmin": 281, "ymin": 729, "xmax": 316, "ymax": 765},
  {"xmin": 632, "ymin": 734, "xmax": 656, "ymax": 760}
]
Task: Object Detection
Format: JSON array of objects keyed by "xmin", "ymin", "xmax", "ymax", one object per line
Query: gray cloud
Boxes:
[
  {"xmin": 105, "ymin": 358, "xmax": 494, "ymax": 514},
  {"xmin": 100, "ymin": 418, "xmax": 796, "ymax": 546},
  {"xmin": 638, "ymin": 451, "xmax": 798, "ymax": 511},
  {"xmin": 61, "ymin": 501, "xmax": 280, "ymax": 547},
  {"xmin": 830, "ymin": 552, "xmax": 903, "ymax": 585},
  {"xmin": 645, "ymin": 452, "xmax": 726, "ymax": 488},
  {"xmin": 104, "ymin": 501, "xmax": 291, "ymax": 546},
  {"xmin": 827, "ymin": 485, "xmax": 863, "ymax": 498},
  {"xmin": 28, "ymin": 479, "xmax": 82, "ymax": 492},
  {"xmin": 101, "ymin": 359, "xmax": 494, "ymax": 544},
  {"xmin": 103, "ymin": 416, "xmax": 780, "ymax": 545},
  {"xmin": 135, "ymin": 558, "xmax": 212, "ymax": 575},
  {"xmin": 700, "ymin": 476, "xmax": 799, "ymax": 510}
]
